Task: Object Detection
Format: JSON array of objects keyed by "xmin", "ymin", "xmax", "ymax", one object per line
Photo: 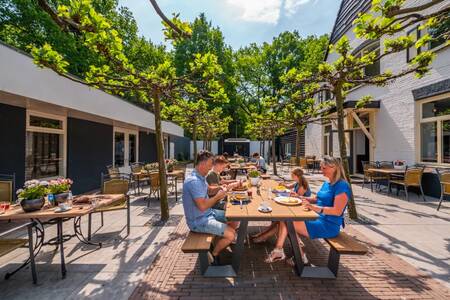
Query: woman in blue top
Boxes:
[
  {"xmin": 265, "ymin": 156, "xmax": 351, "ymax": 264},
  {"xmin": 251, "ymin": 167, "xmax": 311, "ymax": 243}
]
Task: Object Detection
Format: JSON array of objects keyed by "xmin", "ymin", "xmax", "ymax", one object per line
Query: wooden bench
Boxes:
[
  {"xmin": 181, "ymin": 232, "xmax": 237, "ymax": 277},
  {"xmin": 298, "ymin": 232, "xmax": 367, "ymax": 279}
]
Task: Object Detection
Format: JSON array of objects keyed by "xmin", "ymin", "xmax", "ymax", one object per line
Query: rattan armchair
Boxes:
[
  {"xmin": 388, "ymin": 166, "xmax": 425, "ymax": 201},
  {"xmin": 361, "ymin": 161, "xmax": 378, "ymax": 192},
  {"xmin": 147, "ymin": 172, "xmax": 160, "ymax": 207},
  {"xmin": 88, "ymin": 173, "xmax": 131, "ymax": 240},
  {"xmin": 436, "ymin": 169, "xmax": 450, "ymax": 211},
  {"xmin": 0, "ymin": 173, "xmax": 15, "ymax": 203}
]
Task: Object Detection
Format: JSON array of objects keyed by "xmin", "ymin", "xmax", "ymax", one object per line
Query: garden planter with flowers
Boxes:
[
  {"xmin": 16, "ymin": 180, "xmax": 47, "ymax": 212},
  {"xmin": 165, "ymin": 159, "xmax": 178, "ymax": 172},
  {"xmin": 48, "ymin": 178, "xmax": 73, "ymax": 204}
]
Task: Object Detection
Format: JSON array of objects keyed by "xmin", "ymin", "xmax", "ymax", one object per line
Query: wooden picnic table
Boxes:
[
  {"xmin": 225, "ymin": 179, "xmax": 318, "ymax": 277},
  {"xmin": 0, "ymin": 194, "xmax": 123, "ymax": 279}
]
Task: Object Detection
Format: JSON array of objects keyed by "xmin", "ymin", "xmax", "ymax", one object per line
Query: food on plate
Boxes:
[
  {"xmin": 233, "ymin": 186, "xmax": 247, "ymax": 191},
  {"xmin": 235, "ymin": 194, "xmax": 248, "ymax": 200}
]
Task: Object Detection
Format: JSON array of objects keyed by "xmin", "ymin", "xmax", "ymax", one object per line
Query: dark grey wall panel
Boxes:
[
  {"xmin": 0, "ymin": 103, "xmax": 26, "ymax": 189},
  {"xmin": 139, "ymin": 131, "xmax": 157, "ymax": 163},
  {"xmin": 67, "ymin": 118, "xmax": 112, "ymax": 194},
  {"xmin": 170, "ymin": 135, "xmax": 190, "ymax": 161}
]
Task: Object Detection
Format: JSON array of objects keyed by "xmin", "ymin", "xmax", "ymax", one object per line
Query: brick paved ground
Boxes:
[{"xmin": 130, "ymin": 219, "xmax": 450, "ymax": 300}]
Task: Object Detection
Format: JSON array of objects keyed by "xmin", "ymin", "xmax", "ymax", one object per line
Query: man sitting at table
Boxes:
[
  {"xmin": 206, "ymin": 155, "xmax": 241, "ymax": 202},
  {"xmin": 252, "ymin": 152, "xmax": 267, "ymax": 173},
  {"xmin": 182, "ymin": 150, "xmax": 237, "ymax": 265}
]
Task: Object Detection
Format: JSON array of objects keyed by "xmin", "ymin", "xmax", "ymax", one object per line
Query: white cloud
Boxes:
[
  {"xmin": 225, "ymin": 0, "xmax": 281, "ymax": 24},
  {"xmin": 225, "ymin": 0, "xmax": 316, "ymax": 24}
]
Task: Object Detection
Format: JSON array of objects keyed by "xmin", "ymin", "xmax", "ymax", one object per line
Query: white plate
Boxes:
[
  {"xmin": 274, "ymin": 196, "xmax": 302, "ymax": 206},
  {"xmin": 273, "ymin": 188, "xmax": 290, "ymax": 193},
  {"xmin": 258, "ymin": 206, "xmax": 272, "ymax": 213},
  {"xmin": 54, "ymin": 206, "xmax": 72, "ymax": 213}
]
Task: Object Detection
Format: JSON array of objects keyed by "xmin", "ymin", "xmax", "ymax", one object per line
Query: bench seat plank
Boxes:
[
  {"xmin": 181, "ymin": 232, "xmax": 214, "ymax": 253},
  {"xmin": 325, "ymin": 232, "xmax": 367, "ymax": 255},
  {"xmin": 0, "ymin": 239, "xmax": 28, "ymax": 257}
]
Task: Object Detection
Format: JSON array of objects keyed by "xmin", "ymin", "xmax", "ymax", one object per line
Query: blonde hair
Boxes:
[
  {"xmin": 291, "ymin": 167, "xmax": 309, "ymax": 191},
  {"xmin": 322, "ymin": 156, "xmax": 348, "ymax": 184}
]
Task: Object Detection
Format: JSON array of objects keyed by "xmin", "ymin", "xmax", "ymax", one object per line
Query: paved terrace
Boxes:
[{"xmin": 1, "ymin": 163, "xmax": 449, "ymax": 299}]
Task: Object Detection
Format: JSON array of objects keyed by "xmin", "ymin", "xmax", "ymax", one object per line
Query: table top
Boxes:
[
  {"xmin": 0, "ymin": 194, "xmax": 123, "ymax": 221},
  {"xmin": 367, "ymin": 168, "xmax": 406, "ymax": 174},
  {"xmin": 229, "ymin": 165, "xmax": 256, "ymax": 170},
  {"xmin": 133, "ymin": 169, "xmax": 185, "ymax": 177},
  {"xmin": 225, "ymin": 180, "xmax": 318, "ymax": 221}
]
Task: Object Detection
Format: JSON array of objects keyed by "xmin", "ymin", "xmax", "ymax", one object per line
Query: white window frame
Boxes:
[
  {"xmin": 417, "ymin": 93, "xmax": 450, "ymax": 166},
  {"xmin": 113, "ymin": 127, "xmax": 139, "ymax": 167},
  {"xmin": 26, "ymin": 110, "xmax": 67, "ymax": 179}
]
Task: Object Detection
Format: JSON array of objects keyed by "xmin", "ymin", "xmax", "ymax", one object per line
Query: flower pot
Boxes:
[
  {"xmin": 167, "ymin": 166, "xmax": 174, "ymax": 172},
  {"xmin": 250, "ymin": 177, "xmax": 261, "ymax": 186},
  {"xmin": 54, "ymin": 192, "xmax": 70, "ymax": 204},
  {"xmin": 20, "ymin": 198, "xmax": 45, "ymax": 212}
]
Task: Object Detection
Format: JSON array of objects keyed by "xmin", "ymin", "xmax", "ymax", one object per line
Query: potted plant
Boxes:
[
  {"xmin": 165, "ymin": 159, "xmax": 178, "ymax": 172},
  {"xmin": 16, "ymin": 180, "xmax": 47, "ymax": 212},
  {"xmin": 48, "ymin": 178, "xmax": 73, "ymax": 204},
  {"xmin": 248, "ymin": 170, "xmax": 261, "ymax": 186},
  {"xmin": 394, "ymin": 160, "xmax": 406, "ymax": 170},
  {"xmin": 144, "ymin": 162, "xmax": 159, "ymax": 172}
]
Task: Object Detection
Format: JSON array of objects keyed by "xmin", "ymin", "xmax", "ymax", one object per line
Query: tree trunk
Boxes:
[
  {"xmin": 335, "ymin": 85, "xmax": 358, "ymax": 220},
  {"xmin": 271, "ymin": 135, "xmax": 277, "ymax": 175},
  {"xmin": 262, "ymin": 140, "xmax": 265, "ymax": 160},
  {"xmin": 295, "ymin": 124, "xmax": 301, "ymax": 166},
  {"xmin": 193, "ymin": 124, "xmax": 198, "ymax": 165},
  {"xmin": 267, "ymin": 140, "xmax": 270, "ymax": 164},
  {"xmin": 153, "ymin": 94, "xmax": 169, "ymax": 221}
]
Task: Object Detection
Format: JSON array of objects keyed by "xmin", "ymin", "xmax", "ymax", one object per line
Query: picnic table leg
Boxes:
[
  {"xmin": 57, "ymin": 218, "xmax": 67, "ymax": 279},
  {"xmin": 232, "ymin": 220, "xmax": 248, "ymax": 273},
  {"xmin": 286, "ymin": 220, "xmax": 304, "ymax": 276}
]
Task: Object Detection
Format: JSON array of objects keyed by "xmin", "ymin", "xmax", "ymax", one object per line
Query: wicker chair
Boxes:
[
  {"xmin": 299, "ymin": 157, "xmax": 308, "ymax": 170},
  {"xmin": 0, "ymin": 173, "xmax": 15, "ymax": 203},
  {"xmin": 88, "ymin": 173, "xmax": 131, "ymax": 240},
  {"xmin": 147, "ymin": 172, "xmax": 160, "ymax": 207},
  {"xmin": 374, "ymin": 161, "xmax": 394, "ymax": 191},
  {"xmin": 130, "ymin": 162, "xmax": 148, "ymax": 195},
  {"xmin": 436, "ymin": 169, "xmax": 450, "ymax": 211},
  {"xmin": 106, "ymin": 165, "xmax": 120, "ymax": 179},
  {"xmin": 389, "ymin": 166, "xmax": 425, "ymax": 201},
  {"xmin": 361, "ymin": 161, "xmax": 378, "ymax": 192}
]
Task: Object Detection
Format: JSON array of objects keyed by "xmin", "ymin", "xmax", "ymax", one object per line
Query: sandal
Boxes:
[
  {"xmin": 264, "ymin": 248, "xmax": 286, "ymax": 263},
  {"xmin": 286, "ymin": 254, "xmax": 311, "ymax": 267}
]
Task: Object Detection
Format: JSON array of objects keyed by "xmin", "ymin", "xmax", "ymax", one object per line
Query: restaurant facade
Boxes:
[{"xmin": 0, "ymin": 42, "xmax": 190, "ymax": 194}]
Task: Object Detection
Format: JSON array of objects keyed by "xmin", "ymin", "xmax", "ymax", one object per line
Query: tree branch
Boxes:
[
  {"xmin": 148, "ymin": 0, "xmax": 191, "ymax": 39},
  {"xmin": 36, "ymin": 0, "xmax": 81, "ymax": 33},
  {"xmin": 387, "ymin": 0, "xmax": 446, "ymax": 17}
]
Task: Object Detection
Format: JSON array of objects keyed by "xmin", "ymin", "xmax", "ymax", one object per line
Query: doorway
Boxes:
[
  {"xmin": 113, "ymin": 128, "xmax": 138, "ymax": 167},
  {"xmin": 353, "ymin": 129, "xmax": 370, "ymax": 174}
]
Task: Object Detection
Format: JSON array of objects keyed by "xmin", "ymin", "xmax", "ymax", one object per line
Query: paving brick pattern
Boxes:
[{"xmin": 130, "ymin": 219, "xmax": 450, "ymax": 300}]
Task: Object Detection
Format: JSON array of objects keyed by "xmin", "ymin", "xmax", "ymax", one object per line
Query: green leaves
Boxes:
[{"xmin": 29, "ymin": 43, "xmax": 69, "ymax": 74}]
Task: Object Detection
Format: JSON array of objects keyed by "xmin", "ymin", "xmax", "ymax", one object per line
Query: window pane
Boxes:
[
  {"xmin": 25, "ymin": 132, "xmax": 63, "ymax": 180},
  {"xmin": 420, "ymin": 122, "xmax": 437, "ymax": 162},
  {"xmin": 129, "ymin": 134, "xmax": 137, "ymax": 164},
  {"xmin": 443, "ymin": 120, "xmax": 450, "ymax": 164},
  {"xmin": 422, "ymin": 99, "xmax": 450, "ymax": 118},
  {"xmin": 429, "ymin": 14, "xmax": 449, "ymax": 49},
  {"xmin": 30, "ymin": 115, "xmax": 62, "ymax": 129},
  {"xmin": 114, "ymin": 132, "xmax": 125, "ymax": 167}
]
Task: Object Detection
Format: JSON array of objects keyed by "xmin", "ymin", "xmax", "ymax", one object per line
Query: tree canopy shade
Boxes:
[
  {"xmin": 28, "ymin": 0, "xmax": 228, "ymax": 220},
  {"xmin": 283, "ymin": 0, "xmax": 449, "ymax": 219}
]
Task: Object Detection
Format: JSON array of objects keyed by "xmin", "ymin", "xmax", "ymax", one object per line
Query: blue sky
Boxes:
[{"xmin": 118, "ymin": 0, "xmax": 341, "ymax": 49}]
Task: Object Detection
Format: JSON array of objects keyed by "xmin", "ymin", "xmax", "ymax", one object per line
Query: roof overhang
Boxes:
[
  {"xmin": 324, "ymin": 100, "xmax": 381, "ymax": 115},
  {"xmin": 0, "ymin": 42, "xmax": 184, "ymax": 137}
]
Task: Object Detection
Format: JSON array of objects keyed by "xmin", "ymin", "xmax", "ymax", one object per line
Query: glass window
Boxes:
[
  {"xmin": 407, "ymin": 27, "xmax": 421, "ymax": 62},
  {"xmin": 422, "ymin": 99, "xmax": 450, "ymax": 119},
  {"xmin": 443, "ymin": 120, "xmax": 450, "ymax": 164},
  {"xmin": 25, "ymin": 132, "xmax": 64, "ymax": 180},
  {"xmin": 420, "ymin": 122, "xmax": 437, "ymax": 162},
  {"xmin": 114, "ymin": 132, "xmax": 125, "ymax": 167},
  {"xmin": 29, "ymin": 115, "xmax": 63, "ymax": 129},
  {"xmin": 429, "ymin": 13, "xmax": 449, "ymax": 49},
  {"xmin": 363, "ymin": 43, "xmax": 380, "ymax": 77},
  {"xmin": 129, "ymin": 134, "xmax": 137, "ymax": 164}
]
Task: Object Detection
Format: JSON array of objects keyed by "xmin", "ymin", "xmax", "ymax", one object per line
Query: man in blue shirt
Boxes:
[{"xmin": 182, "ymin": 150, "xmax": 236, "ymax": 263}]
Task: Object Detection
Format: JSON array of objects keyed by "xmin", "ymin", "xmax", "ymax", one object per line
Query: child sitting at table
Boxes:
[{"xmin": 250, "ymin": 167, "xmax": 311, "ymax": 243}]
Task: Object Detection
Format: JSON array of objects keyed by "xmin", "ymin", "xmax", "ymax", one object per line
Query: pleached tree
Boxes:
[{"xmin": 32, "ymin": 0, "xmax": 228, "ymax": 220}]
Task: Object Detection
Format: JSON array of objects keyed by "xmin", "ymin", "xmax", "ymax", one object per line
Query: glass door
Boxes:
[{"xmin": 114, "ymin": 129, "xmax": 138, "ymax": 167}]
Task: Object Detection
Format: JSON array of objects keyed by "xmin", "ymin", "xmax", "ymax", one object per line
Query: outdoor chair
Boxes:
[
  {"xmin": 388, "ymin": 166, "xmax": 426, "ymax": 201},
  {"xmin": 374, "ymin": 161, "xmax": 394, "ymax": 191},
  {"xmin": 299, "ymin": 157, "xmax": 308, "ymax": 171},
  {"xmin": 173, "ymin": 163, "xmax": 186, "ymax": 182},
  {"xmin": 0, "ymin": 222, "xmax": 37, "ymax": 284},
  {"xmin": 106, "ymin": 165, "xmax": 120, "ymax": 179},
  {"xmin": 361, "ymin": 161, "xmax": 378, "ymax": 192},
  {"xmin": 436, "ymin": 169, "xmax": 450, "ymax": 211},
  {"xmin": 88, "ymin": 173, "xmax": 131, "ymax": 240},
  {"xmin": 147, "ymin": 172, "xmax": 160, "ymax": 207},
  {"xmin": 130, "ymin": 162, "xmax": 149, "ymax": 195},
  {"xmin": 0, "ymin": 173, "xmax": 15, "ymax": 203}
]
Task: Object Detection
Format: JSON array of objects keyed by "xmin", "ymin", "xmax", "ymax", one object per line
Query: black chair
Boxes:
[{"xmin": 0, "ymin": 173, "xmax": 15, "ymax": 203}]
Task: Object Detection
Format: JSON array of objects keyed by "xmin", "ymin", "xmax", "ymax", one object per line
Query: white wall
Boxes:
[
  {"xmin": 250, "ymin": 141, "xmax": 270, "ymax": 159},
  {"xmin": 304, "ymin": 0, "xmax": 450, "ymax": 165},
  {"xmin": 189, "ymin": 141, "xmax": 219, "ymax": 159},
  {"xmin": 0, "ymin": 43, "xmax": 184, "ymax": 137}
]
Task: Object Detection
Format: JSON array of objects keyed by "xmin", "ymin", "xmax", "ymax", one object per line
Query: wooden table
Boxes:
[
  {"xmin": 367, "ymin": 168, "xmax": 406, "ymax": 193},
  {"xmin": 228, "ymin": 165, "xmax": 256, "ymax": 179},
  {"xmin": 0, "ymin": 194, "xmax": 123, "ymax": 279},
  {"xmin": 224, "ymin": 180, "xmax": 318, "ymax": 277}
]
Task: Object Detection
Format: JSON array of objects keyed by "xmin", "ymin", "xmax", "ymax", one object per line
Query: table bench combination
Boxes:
[{"xmin": 182, "ymin": 179, "xmax": 367, "ymax": 279}]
